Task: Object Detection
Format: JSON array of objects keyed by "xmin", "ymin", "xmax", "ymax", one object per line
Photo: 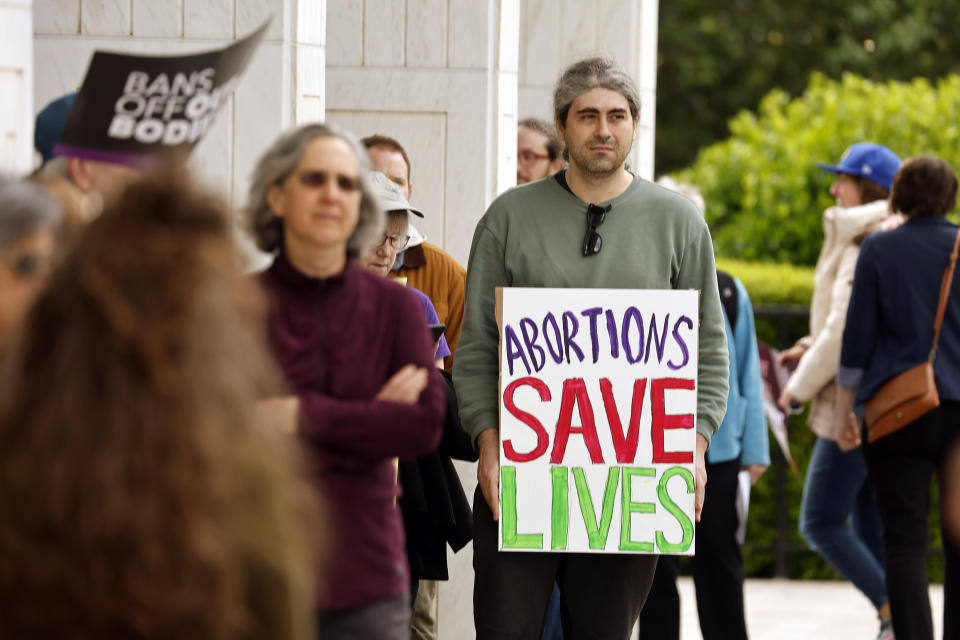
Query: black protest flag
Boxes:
[{"xmin": 54, "ymin": 20, "xmax": 269, "ymax": 169}]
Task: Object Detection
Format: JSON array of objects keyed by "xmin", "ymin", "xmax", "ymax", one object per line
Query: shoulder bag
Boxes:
[{"xmin": 864, "ymin": 227, "xmax": 960, "ymax": 443}]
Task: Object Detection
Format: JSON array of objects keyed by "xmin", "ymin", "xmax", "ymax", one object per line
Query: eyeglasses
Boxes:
[
  {"xmin": 518, "ymin": 150, "xmax": 550, "ymax": 165},
  {"xmin": 296, "ymin": 170, "xmax": 361, "ymax": 192},
  {"xmin": 378, "ymin": 233, "xmax": 411, "ymax": 250},
  {"xmin": 582, "ymin": 203, "xmax": 610, "ymax": 257}
]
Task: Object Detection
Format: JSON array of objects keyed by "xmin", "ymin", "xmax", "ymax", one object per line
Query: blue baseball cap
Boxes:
[
  {"xmin": 817, "ymin": 142, "xmax": 901, "ymax": 190},
  {"xmin": 34, "ymin": 93, "xmax": 77, "ymax": 165}
]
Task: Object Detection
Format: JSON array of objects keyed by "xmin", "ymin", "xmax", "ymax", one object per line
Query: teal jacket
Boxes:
[
  {"xmin": 453, "ymin": 175, "xmax": 729, "ymax": 447},
  {"xmin": 707, "ymin": 276, "xmax": 770, "ymax": 466}
]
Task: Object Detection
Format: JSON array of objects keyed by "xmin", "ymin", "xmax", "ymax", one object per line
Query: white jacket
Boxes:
[{"xmin": 786, "ymin": 199, "xmax": 891, "ymax": 440}]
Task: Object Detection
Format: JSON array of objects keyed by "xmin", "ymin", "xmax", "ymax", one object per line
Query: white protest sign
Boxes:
[{"xmin": 497, "ymin": 287, "xmax": 700, "ymax": 554}]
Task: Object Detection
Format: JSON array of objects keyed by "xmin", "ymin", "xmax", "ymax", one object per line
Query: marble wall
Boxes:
[
  {"xmin": 325, "ymin": 0, "xmax": 519, "ymax": 267},
  {"xmin": 32, "ymin": 0, "xmax": 327, "ymax": 206},
  {"xmin": 28, "ymin": 0, "xmax": 659, "ymax": 243},
  {"xmin": 519, "ymin": 0, "xmax": 659, "ymax": 179},
  {"xmin": 1, "ymin": 0, "xmax": 35, "ymax": 174}
]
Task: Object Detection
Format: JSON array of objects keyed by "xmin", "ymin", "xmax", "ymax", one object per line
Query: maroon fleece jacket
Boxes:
[{"xmin": 260, "ymin": 254, "xmax": 445, "ymax": 610}]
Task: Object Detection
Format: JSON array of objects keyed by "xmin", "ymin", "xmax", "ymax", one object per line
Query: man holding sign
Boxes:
[{"xmin": 454, "ymin": 57, "xmax": 730, "ymax": 639}]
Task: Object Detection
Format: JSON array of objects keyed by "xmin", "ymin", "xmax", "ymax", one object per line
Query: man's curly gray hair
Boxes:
[
  {"xmin": 553, "ymin": 57, "xmax": 641, "ymax": 128},
  {"xmin": 244, "ymin": 122, "xmax": 384, "ymax": 256}
]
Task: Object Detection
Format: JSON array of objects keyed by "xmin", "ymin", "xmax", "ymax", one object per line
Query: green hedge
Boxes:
[
  {"xmin": 716, "ymin": 257, "xmax": 812, "ymax": 347},
  {"xmin": 713, "ymin": 259, "xmax": 944, "ymax": 582},
  {"xmin": 678, "ymin": 72, "xmax": 960, "ymax": 266},
  {"xmin": 716, "ymin": 258, "xmax": 813, "ymax": 306}
]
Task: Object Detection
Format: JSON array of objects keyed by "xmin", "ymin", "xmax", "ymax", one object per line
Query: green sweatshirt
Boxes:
[{"xmin": 453, "ymin": 174, "xmax": 729, "ymax": 446}]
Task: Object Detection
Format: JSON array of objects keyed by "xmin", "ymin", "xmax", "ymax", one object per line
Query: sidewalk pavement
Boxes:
[{"xmin": 677, "ymin": 577, "xmax": 944, "ymax": 640}]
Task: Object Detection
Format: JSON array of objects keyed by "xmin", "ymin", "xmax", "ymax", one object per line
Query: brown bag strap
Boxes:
[{"xmin": 929, "ymin": 227, "xmax": 960, "ymax": 361}]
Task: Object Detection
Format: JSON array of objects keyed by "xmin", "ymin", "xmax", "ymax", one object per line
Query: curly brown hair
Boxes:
[{"xmin": 0, "ymin": 171, "xmax": 318, "ymax": 639}]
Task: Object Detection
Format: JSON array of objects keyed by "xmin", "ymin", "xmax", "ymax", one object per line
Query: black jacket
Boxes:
[{"xmin": 399, "ymin": 370, "xmax": 478, "ymax": 581}]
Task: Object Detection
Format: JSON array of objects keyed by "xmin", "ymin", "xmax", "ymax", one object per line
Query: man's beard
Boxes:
[{"xmin": 569, "ymin": 137, "xmax": 631, "ymax": 178}]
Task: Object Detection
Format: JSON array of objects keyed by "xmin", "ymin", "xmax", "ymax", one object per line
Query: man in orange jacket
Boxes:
[{"xmin": 361, "ymin": 134, "xmax": 466, "ymax": 374}]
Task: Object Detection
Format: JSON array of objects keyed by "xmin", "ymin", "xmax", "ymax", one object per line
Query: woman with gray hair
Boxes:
[
  {"xmin": 245, "ymin": 122, "xmax": 445, "ymax": 639},
  {"xmin": 0, "ymin": 177, "xmax": 62, "ymax": 350}
]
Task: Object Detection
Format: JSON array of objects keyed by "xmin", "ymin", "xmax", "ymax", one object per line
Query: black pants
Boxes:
[
  {"xmin": 637, "ymin": 459, "xmax": 748, "ymax": 640},
  {"xmin": 472, "ymin": 488, "xmax": 658, "ymax": 640},
  {"xmin": 637, "ymin": 551, "xmax": 681, "ymax": 640},
  {"xmin": 864, "ymin": 402, "xmax": 960, "ymax": 640}
]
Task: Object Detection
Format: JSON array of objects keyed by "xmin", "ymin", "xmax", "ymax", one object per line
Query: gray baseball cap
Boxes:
[{"xmin": 369, "ymin": 171, "xmax": 424, "ymax": 217}]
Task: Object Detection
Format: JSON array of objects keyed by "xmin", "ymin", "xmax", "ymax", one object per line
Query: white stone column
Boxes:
[
  {"xmin": 1, "ymin": 0, "xmax": 35, "ymax": 174},
  {"xmin": 325, "ymin": 0, "xmax": 519, "ymax": 267},
  {"xmin": 32, "ymin": 0, "xmax": 327, "ymax": 204},
  {"xmin": 634, "ymin": 0, "xmax": 658, "ymax": 181},
  {"xmin": 518, "ymin": 0, "xmax": 659, "ymax": 179}
]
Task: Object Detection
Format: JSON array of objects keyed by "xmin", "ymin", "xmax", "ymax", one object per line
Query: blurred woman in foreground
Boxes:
[
  {"xmin": 837, "ymin": 156, "xmax": 960, "ymax": 640},
  {"xmin": 0, "ymin": 173, "xmax": 316, "ymax": 639},
  {"xmin": 246, "ymin": 123, "xmax": 444, "ymax": 639}
]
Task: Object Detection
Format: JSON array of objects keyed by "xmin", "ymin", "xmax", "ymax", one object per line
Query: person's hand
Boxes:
[
  {"xmin": 777, "ymin": 389, "xmax": 794, "ymax": 410},
  {"xmin": 833, "ymin": 385, "xmax": 860, "ymax": 452},
  {"xmin": 375, "ymin": 365, "xmax": 428, "ymax": 404},
  {"xmin": 777, "ymin": 344, "xmax": 807, "ymax": 367},
  {"xmin": 476, "ymin": 428, "xmax": 500, "ymax": 522},
  {"xmin": 744, "ymin": 464, "xmax": 768, "ymax": 485},
  {"xmin": 256, "ymin": 396, "xmax": 300, "ymax": 435},
  {"xmin": 837, "ymin": 411, "xmax": 861, "ymax": 451},
  {"xmin": 695, "ymin": 434, "xmax": 708, "ymax": 522}
]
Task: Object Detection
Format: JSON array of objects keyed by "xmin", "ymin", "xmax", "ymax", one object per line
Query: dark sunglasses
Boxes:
[
  {"xmin": 582, "ymin": 203, "xmax": 610, "ymax": 257},
  {"xmin": 296, "ymin": 170, "xmax": 361, "ymax": 192}
]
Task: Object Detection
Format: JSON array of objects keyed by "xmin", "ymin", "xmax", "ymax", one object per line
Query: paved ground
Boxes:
[{"xmin": 677, "ymin": 577, "xmax": 944, "ymax": 640}]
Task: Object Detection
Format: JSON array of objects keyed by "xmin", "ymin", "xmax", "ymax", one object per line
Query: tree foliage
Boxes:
[
  {"xmin": 656, "ymin": 0, "xmax": 960, "ymax": 174},
  {"xmin": 676, "ymin": 72, "xmax": 960, "ymax": 266}
]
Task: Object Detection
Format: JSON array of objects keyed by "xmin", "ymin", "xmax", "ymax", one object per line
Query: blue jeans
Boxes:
[
  {"xmin": 541, "ymin": 585, "xmax": 563, "ymax": 640},
  {"xmin": 799, "ymin": 437, "xmax": 888, "ymax": 609}
]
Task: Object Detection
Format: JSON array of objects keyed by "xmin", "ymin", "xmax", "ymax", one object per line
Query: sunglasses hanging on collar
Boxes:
[{"xmin": 582, "ymin": 203, "xmax": 611, "ymax": 257}]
